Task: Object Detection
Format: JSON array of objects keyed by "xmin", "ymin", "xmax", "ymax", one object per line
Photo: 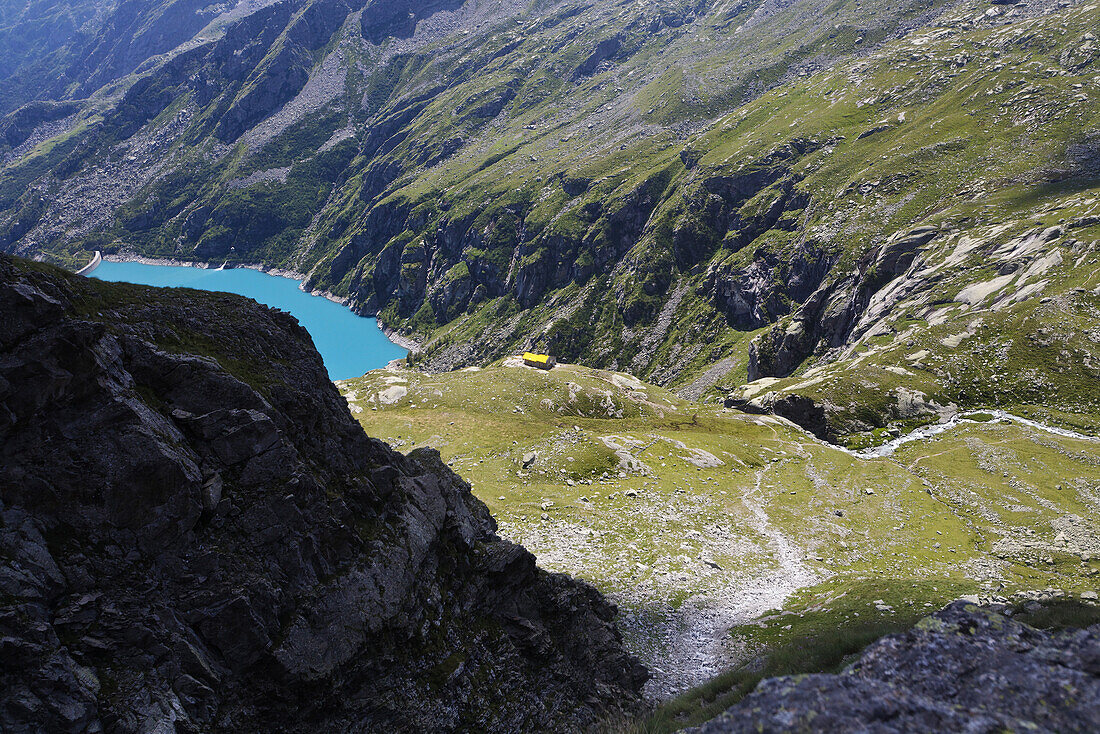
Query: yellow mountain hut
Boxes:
[{"xmin": 522, "ymin": 352, "xmax": 557, "ymax": 370}]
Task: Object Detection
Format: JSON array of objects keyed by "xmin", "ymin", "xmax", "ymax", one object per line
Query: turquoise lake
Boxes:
[{"xmin": 91, "ymin": 261, "xmax": 407, "ymax": 380}]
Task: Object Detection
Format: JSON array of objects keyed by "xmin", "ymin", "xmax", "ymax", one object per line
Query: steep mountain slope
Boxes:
[
  {"xmin": 0, "ymin": 0, "xmax": 958, "ymax": 339},
  {"xmin": 2, "ymin": 0, "xmax": 1098, "ymax": 444},
  {"xmin": 0, "ymin": 255, "xmax": 646, "ymax": 732},
  {"xmin": 0, "ymin": 0, "xmax": 109, "ymax": 116},
  {"xmin": 0, "ymin": 0, "xmax": 224, "ymax": 117}
]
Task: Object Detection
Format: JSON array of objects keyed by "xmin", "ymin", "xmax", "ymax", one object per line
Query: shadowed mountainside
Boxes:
[{"xmin": 0, "ymin": 254, "xmax": 646, "ymax": 732}]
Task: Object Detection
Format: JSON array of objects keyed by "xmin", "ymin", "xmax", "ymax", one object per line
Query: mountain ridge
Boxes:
[{"xmin": 2, "ymin": 0, "xmax": 1099, "ymax": 440}]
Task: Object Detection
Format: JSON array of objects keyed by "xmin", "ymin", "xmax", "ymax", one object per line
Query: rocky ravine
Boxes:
[
  {"xmin": 0, "ymin": 255, "xmax": 647, "ymax": 733},
  {"xmin": 693, "ymin": 601, "xmax": 1100, "ymax": 733}
]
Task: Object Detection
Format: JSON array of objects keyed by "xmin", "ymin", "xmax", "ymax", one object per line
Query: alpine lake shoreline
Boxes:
[{"xmin": 83, "ymin": 252, "xmax": 418, "ymax": 374}]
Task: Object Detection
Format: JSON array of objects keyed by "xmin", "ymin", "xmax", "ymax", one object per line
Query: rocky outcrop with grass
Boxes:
[
  {"xmin": 691, "ymin": 601, "xmax": 1100, "ymax": 733},
  {"xmin": 0, "ymin": 255, "xmax": 646, "ymax": 733}
]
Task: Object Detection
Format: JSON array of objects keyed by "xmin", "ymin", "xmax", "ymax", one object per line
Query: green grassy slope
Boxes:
[
  {"xmin": 338, "ymin": 359, "xmax": 1100, "ymax": 696},
  {"xmin": 321, "ymin": 0, "xmax": 1100, "ymax": 415}
]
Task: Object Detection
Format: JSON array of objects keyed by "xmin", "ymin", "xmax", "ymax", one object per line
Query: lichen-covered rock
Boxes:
[
  {"xmin": 0, "ymin": 255, "xmax": 646, "ymax": 733},
  {"xmin": 691, "ymin": 601, "xmax": 1100, "ymax": 733}
]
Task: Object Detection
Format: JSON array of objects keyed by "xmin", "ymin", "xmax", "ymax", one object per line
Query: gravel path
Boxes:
[{"xmin": 620, "ymin": 461, "xmax": 822, "ymax": 699}]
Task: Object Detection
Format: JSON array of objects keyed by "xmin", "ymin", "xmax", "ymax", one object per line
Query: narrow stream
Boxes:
[{"xmin": 849, "ymin": 409, "xmax": 1099, "ymax": 459}]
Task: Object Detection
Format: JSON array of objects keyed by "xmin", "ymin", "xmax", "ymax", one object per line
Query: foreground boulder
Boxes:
[
  {"xmin": 693, "ymin": 601, "xmax": 1100, "ymax": 733},
  {"xmin": 0, "ymin": 256, "xmax": 647, "ymax": 733}
]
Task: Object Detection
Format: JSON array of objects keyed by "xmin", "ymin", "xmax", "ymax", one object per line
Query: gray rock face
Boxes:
[
  {"xmin": 725, "ymin": 392, "xmax": 833, "ymax": 441},
  {"xmin": 692, "ymin": 601, "xmax": 1100, "ymax": 733},
  {"xmin": 748, "ymin": 225, "xmax": 940, "ymax": 381},
  {"xmin": 0, "ymin": 255, "xmax": 646, "ymax": 733}
]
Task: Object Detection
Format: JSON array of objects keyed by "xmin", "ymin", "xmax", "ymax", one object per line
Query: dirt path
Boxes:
[{"xmin": 624, "ymin": 461, "xmax": 822, "ymax": 699}]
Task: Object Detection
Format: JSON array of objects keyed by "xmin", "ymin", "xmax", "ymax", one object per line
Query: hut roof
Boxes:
[{"xmin": 522, "ymin": 352, "xmax": 552, "ymax": 365}]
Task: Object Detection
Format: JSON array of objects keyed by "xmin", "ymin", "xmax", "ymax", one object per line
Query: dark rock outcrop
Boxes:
[
  {"xmin": 748, "ymin": 225, "xmax": 939, "ymax": 380},
  {"xmin": 0, "ymin": 255, "xmax": 646, "ymax": 733},
  {"xmin": 725, "ymin": 392, "xmax": 834, "ymax": 441},
  {"xmin": 692, "ymin": 601, "xmax": 1100, "ymax": 733},
  {"xmin": 574, "ymin": 37, "xmax": 623, "ymax": 79}
]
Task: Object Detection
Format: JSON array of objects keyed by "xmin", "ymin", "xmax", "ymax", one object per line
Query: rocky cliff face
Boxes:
[
  {"xmin": 693, "ymin": 601, "xmax": 1100, "ymax": 733},
  {"xmin": 747, "ymin": 225, "xmax": 940, "ymax": 382},
  {"xmin": 0, "ymin": 255, "xmax": 646, "ymax": 732}
]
